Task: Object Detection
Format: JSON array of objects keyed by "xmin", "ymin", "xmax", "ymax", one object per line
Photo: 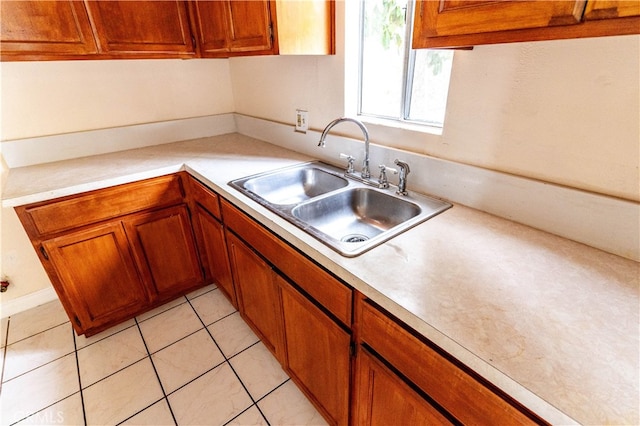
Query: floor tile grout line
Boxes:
[
  {"xmin": 2, "ymin": 346, "xmax": 77, "ymax": 384},
  {"xmin": 186, "ymin": 297, "xmax": 273, "ymax": 425},
  {"xmin": 7, "ymin": 391, "xmax": 84, "ymax": 426},
  {"xmin": 4, "ymin": 319, "xmax": 70, "ymax": 347},
  {"xmin": 71, "ymin": 325, "xmax": 88, "ymax": 426},
  {"xmin": 133, "ymin": 317, "xmax": 179, "ymax": 426},
  {"xmin": 0, "ymin": 316, "xmax": 10, "ymax": 393},
  {"xmin": 74, "ymin": 321, "xmax": 138, "ymax": 351},
  {"xmin": 115, "ymin": 397, "xmax": 170, "ymax": 426}
]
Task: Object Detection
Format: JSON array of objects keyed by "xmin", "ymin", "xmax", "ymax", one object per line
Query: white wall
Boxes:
[
  {"xmin": 0, "ymin": 59, "xmax": 235, "ymax": 307},
  {"xmin": 229, "ymin": 2, "xmax": 639, "ymax": 202}
]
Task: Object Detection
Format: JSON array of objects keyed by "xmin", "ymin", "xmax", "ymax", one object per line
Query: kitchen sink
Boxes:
[
  {"xmin": 229, "ymin": 162, "xmax": 452, "ymax": 257},
  {"xmin": 291, "ymin": 188, "xmax": 421, "ymax": 243},
  {"xmin": 239, "ymin": 165, "xmax": 348, "ymax": 205}
]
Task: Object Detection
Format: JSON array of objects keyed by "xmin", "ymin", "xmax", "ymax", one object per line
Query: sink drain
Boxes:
[{"xmin": 341, "ymin": 234, "xmax": 369, "ymax": 243}]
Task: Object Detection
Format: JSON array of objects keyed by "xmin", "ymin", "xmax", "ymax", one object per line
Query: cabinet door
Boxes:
[
  {"xmin": 190, "ymin": 0, "xmax": 230, "ymax": 56},
  {"xmin": 226, "ymin": 231, "xmax": 284, "ymax": 359},
  {"xmin": 42, "ymin": 222, "xmax": 149, "ymax": 334},
  {"xmin": 583, "ymin": 0, "xmax": 640, "ymax": 20},
  {"xmin": 416, "ymin": 1, "xmax": 586, "ymax": 37},
  {"xmin": 193, "ymin": 204, "xmax": 236, "ymax": 307},
  {"xmin": 1, "ymin": 0, "xmax": 97, "ymax": 59},
  {"xmin": 227, "ymin": 0, "xmax": 275, "ymax": 54},
  {"xmin": 354, "ymin": 348, "xmax": 452, "ymax": 426},
  {"xmin": 280, "ymin": 278, "xmax": 351, "ymax": 426},
  {"xmin": 84, "ymin": 0, "xmax": 195, "ymax": 57},
  {"xmin": 124, "ymin": 205, "xmax": 203, "ymax": 300}
]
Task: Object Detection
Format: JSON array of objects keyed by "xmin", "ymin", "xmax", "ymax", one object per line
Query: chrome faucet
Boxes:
[
  {"xmin": 318, "ymin": 117, "xmax": 371, "ymax": 179},
  {"xmin": 394, "ymin": 159, "xmax": 410, "ymax": 195}
]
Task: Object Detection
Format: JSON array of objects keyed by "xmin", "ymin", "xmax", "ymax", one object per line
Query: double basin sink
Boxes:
[{"xmin": 229, "ymin": 161, "xmax": 452, "ymax": 257}]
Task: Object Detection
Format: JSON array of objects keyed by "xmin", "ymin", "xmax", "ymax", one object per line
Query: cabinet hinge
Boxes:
[
  {"xmin": 350, "ymin": 341, "xmax": 357, "ymax": 357},
  {"xmin": 269, "ymin": 24, "xmax": 274, "ymax": 43},
  {"xmin": 73, "ymin": 315, "xmax": 82, "ymax": 328},
  {"xmin": 39, "ymin": 246, "xmax": 49, "ymax": 260}
]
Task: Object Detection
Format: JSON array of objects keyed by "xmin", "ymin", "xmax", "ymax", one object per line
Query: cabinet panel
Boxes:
[
  {"xmin": 418, "ymin": 1, "xmax": 586, "ymax": 37},
  {"xmin": 42, "ymin": 222, "xmax": 149, "ymax": 334},
  {"xmin": 221, "ymin": 200, "xmax": 352, "ymax": 326},
  {"xmin": 21, "ymin": 174, "xmax": 185, "ymax": 236},
  {"xmin": 194, "ymin": 205, "xmax": 236, "ymax": 306},
  {"xmin": 354, "ymin": 348, "xmax": 451, "ymax": 425},
  {"xmin": 226, "ymin": 231, "xmax": 284, "ymax": 359},
  {"xmin": 583, "ymin": 0, "xmax": 640, "ymax": 19},
  {"xmin": 1, "ymin": 0, "xmax": 97, "ymax": 58},
  {"xmin": 280, "ymin": 279, "xmax": 350, "ymax": 425},
  {"xmin": 124, "ymin": 205, "xmax": 203, "ymax": 299},
  {"xmin": 357, "ymin": 297, "xmax": 541, "ymax": 425},
  {"xmin": 227, "ymin": 0, "xmax": 274, "ymax": 53},
  {"xmin": 190, "ymin": 0, "xmax": 230, "ymax": 55},
  {"xmin": 85, "ymin": 0, "xmax": 195, "ymax": 56}
]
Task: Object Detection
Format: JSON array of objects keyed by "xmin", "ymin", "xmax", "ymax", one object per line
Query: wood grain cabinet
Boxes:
[
  {"xmin": 83, "ymin": 0, "xmax": 196, "ymax": 58},
  {"xmin": 15, "ymin": 173, "xmax": 205, "ymax": 336},
  {"xmin": 221, "ymin": 199, "xmax": 351, "ymax": 425},
  {"xmin": 353, "ymin": 293, "xmax": 546, "ymax": 425},
  {"xmin": 0, "ymin": 0, "xmax": 98, "ymax": 60},
  {"xmin": 413, "ymin": 0, "xmax": 640, "ymax": 48},
  {"xmin": 187, "ymin": 176, "xmax": 236, "ymax": 307},
  {"xmin": 2, "ymin": 0, "xmax": 333, "ymax": 60},
  {"xmin": 190, "ymin": 0, "xmax": 334, "ymax": 57}
]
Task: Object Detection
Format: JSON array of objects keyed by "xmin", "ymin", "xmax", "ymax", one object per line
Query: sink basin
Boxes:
[
  {"xmin": 292, "ymin": 188, "xmax": 421, "ymax": 243},
  {"xmin": 236, "ymin": 165, "xmax": 348, "ymax": 205},
  {"xmin": 229, "ymin": 161, "xmax": 452, "ymax": 256}
]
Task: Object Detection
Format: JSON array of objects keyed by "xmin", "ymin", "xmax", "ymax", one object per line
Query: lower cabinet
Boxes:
[
  {"xmin": 221, "ymin": 199, "xmax": 352, "ymax": 425},
  {"xmin": 279, "ymin": 277, "xmax": 351, "ymax": 425},
  {"xmin": 226, "ymin": 231, "xmax": 284, "ymax": 360},
  {"xmin": 41, "ymin": 221, "xmax": 150, "ymax": 332},
  {"xmin": 354, "ymin": 294, "xmax": 546, "ymax": 425},
  {"xmin": 353, "ymin": 347, "xmax": 452, "ymax": 425},
  {"xmin": 16, "ymin": 173, "xmax": 205, "ymax": 336}
]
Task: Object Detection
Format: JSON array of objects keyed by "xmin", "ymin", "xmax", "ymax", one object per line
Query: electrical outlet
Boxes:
[{"xmin": 295, "ymin": 109, "xmax": 308, "ymax": 133}]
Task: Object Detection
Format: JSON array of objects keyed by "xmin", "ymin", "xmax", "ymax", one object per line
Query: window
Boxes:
[{"xmin": 359, "ymin": 0, "xmax": 453, "ymax": 128}]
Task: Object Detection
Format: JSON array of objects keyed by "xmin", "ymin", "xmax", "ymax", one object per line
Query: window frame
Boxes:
[{"xmin": 357, "ymin": 0, "xmax": 449, "ymax": 129}]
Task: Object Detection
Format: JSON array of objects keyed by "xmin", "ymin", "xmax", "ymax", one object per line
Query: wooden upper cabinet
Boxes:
[
  {"xmin": 191, "ymin": 0, "xmax": 334, "ymax": 57},
  {"xmin": 0, "ymin": 0, "xmax": 97, "ymax": 59},
  {"xmin": 84, "ymin": 0, "xmax": 196, "ymax": 57},
  {"xmin": 191, "ymin": 0, "xmax": 275, "ymax": 57},
  {"xmin": 413, "ymin": 0, "xmax": 640, "ymax": 48}
]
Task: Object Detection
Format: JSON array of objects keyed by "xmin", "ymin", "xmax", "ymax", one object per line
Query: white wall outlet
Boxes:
[{"xmin": 295, "ymin": 109, "xmax": 308, "ymax": 133}]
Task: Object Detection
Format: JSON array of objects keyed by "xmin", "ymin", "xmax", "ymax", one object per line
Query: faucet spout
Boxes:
[{"xmin": 318, "ymin": 117, "xmax": 371, "ymax": 179}]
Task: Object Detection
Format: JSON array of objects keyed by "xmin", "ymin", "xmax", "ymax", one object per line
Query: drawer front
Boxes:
[
  {"xmin": 188, "ymin": 176, "xmax": 221, "ymax": 220},
  {"xmin": 20, "ymin": 174, "xmax": 186, "ymax": 236},
  {"xmin": 221, "ymin": 199, "xmax": 352, "ymax": 326},
  {"xmin": 358, "ymin": 297, "xmax": 542, "ymax": 425}
]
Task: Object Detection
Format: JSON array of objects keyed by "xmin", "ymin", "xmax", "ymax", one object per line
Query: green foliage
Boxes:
[{"xmin": 364, "ymin": 0, "xmax": 406, "ymax": 51}]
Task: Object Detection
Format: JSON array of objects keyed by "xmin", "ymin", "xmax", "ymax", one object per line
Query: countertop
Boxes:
[{"xmin": 3, "ymin": 134, "xmax": 639, "ymax": 425}]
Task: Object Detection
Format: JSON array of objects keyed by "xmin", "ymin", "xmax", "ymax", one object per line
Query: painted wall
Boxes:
[
  {"xmin": 230, "ymin": 2, "xmax": 639, "ymax": 202},
  {"xmin": 0, "ymin": 59, "xmax": 235, "ymax": 306},
  {"xmin": 1, "ymin": 3, "xmax": 638, "ymax": 308}
]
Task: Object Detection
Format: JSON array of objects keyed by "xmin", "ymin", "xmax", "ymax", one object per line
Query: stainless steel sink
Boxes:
[
  {"xmin": 239, "ymin": 165, "xmax": 348, "ymax": 205},
  {"xmin": 229, "ymin": 162, "xmax": 452, "ymax": 257},
  {"xmin": 291, "ymin": 188, "xmax": 421, "ymax": 242}
]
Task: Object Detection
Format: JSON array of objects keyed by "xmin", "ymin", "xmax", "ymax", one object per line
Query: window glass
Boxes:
[{"xmin": 359, "ymin": 0, "xmax": 453, "ymax": 127}]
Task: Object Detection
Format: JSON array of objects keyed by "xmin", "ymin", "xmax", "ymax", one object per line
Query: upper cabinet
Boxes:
[
  {"xmin": 1, "ymin": 0, "xmax": 334, "ymax": 61},
  {"xmin": 413, "ymin": 0, "xmax": 640, "ymax": 48},
  {"xmin": 191, "ymin": 0, "xmax": 334, "ymax": 57},
  {"xmin": 84, "ymin": 0, "xmax": 196, "ymax": 58},
  {"xmin": 0, "ymin": 1, "xmax": 98, "ymax": 58}
]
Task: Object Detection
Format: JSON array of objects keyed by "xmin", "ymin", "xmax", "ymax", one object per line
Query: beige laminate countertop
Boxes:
[{"xmin": 3, "ymin": 134, "xmax": 639, "ymax": 425}]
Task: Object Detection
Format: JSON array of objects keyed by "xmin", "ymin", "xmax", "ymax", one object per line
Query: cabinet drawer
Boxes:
[
  {"xmin": 188, "ymin": 176, "xmax": 221, "ymax": 220},
  {"xmin": 221, "ymin": 199, "xmax": 352, "ymax": 326},
  {"xmin": 358, "ymin": 297, "xmax": 543, "ymax": 425},
  {"xmin": 19, "ymin": 174, "xmax": 186, "ymax": 236}
]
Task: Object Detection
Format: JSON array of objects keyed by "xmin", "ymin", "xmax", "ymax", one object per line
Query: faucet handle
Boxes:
[
  {"xmin": 339, "ymin": 153, "xmax": 355, "ymax": 174},
  {"xmin": 378, "ymin": 164, "xmax": 398, "ymax": 189}
]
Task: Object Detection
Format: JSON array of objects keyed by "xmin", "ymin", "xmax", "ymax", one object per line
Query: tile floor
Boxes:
[{"xmin": 0, "ymin": 284, "xmax": 328, "ymax": 425}]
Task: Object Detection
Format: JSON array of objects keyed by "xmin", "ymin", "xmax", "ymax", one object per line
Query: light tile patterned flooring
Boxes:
[{"xmin": 0, "ymin": 284, "xmax": 328, "ymax": 425}]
